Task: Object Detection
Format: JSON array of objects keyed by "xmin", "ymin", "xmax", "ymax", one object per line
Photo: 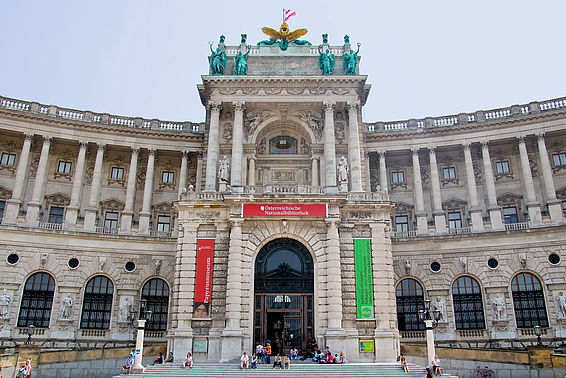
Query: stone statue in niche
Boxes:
[
  {"xmin": 433, "ymin": 297, "xmax": 447, "ymax": 323},
  {"xmin": 0, "ymin": 289, "xmax": 10, "ymax": 318},
  {"xmin": 404, "ymin": 260, "xmax": 411, "ymax": 276},
  {"xmin": 492, "ymin": 294, "xmax": 507, "ymax": 321},
  {"xmin": 119, "ymin": 298, "xmax": 132, "ymax": 323},
  {"xmin": 337, "ymin": 156, "xmax": 349, "ymax": 184},
  {"xmin": 218, "ymin": 156, "xmax": 230, "ymax": 185},
  {"xmin": 556, "ymin": 291, "xmax": 566, "ymax": 319},
  {"xmin": 59, "ymin": 294, "xmax": 73, "ymax": 320}
]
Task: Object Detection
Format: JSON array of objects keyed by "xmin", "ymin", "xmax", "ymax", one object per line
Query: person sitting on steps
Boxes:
[
  {"xmin": 182, "ymin": 352, "xmax": 193, "ymax": 368},
  {"xmin": 240, "ymin": 352, "xmax": 249, "ymax": 369},
  {"xmin": 283, "ymin": 354, "xmax": 290, "ymax": 369},
  {"xmin": 272, "ymin": 354, "xmax": 283, "ymax": 369}
]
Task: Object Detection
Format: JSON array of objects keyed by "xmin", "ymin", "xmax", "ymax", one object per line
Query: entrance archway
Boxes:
[{"xmin": 254, "ymin": 238, "xmax": 314, "ymax": 355}]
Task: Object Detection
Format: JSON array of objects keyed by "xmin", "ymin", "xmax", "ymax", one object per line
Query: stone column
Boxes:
[
  {"xmin": 3, "ymin": 133, "xmax": 34, "ymax": 224},
  {"xmin": 346, "ymin": 102, "xmax": 363, "ymax": 191},
  {"xmin": 204, "ymin": 102, "xmax": 221, "ymax": 191},
  {"xmin": 412, "ymin": 148, "xmax": 428, "ymax": 235},
  {"xmin": 369, "ymin": 222, "xmax": 399, "ymax": 361},
  {"xmin": 364, "ymin": 152, "xmax": 372, "ymax": 192},
  {"xmin": 325, "ymin": 218, "xmax": 344, "ymax": 331},
  {"xmin": 64, "ymin": 141, "xmax": 88, "ymax": 229},
  {"xmin": 170, "ymin": 222, "xmax": 197, "ymax": 361},
  {"xmin": 230, "ymin": 102, "xmax": 245, "ymax": 190},
  {"xmin": 221, "ymin": 218, "xmax": 243, "ymax": 362},
  {"xmin": 428, "ymin": 147, "xmax": 446, "ymax": 233},
  {"xmin": 480, "ymin": 141, "xmax": 504, "ymax": 231},
  {"xmin": 536, "ymin": 133, "xmax": 564, "ymax": 225},
  {"xmin": 22, "ymin": 135, "xmax": 51, "ymax": 226},
  {"xmin": 178, "ymin": 151, "xmax": 189, "ymax": 197},
  {"xmin": 84, "ymin": 143, "xmax": 106, "ymax": 231},
  {"xmin": 120, "ymin": 147, "xmax": 140, "ymax": 233},
  {"xmin": 518, "ymin": 136, "xmax": 542, "ymax": 226},
  {"xmin": 138, "ymin": 149, "xmax": 156, "ymax": 235},
  {"xmin": 323, "ymin": 102, "xmax": 337, "ymax": 192},
  {"xmin": 378, "ymin": 150, "xmax": 388, "ymax": 193},
  {"xmin": 195, "ymin": 152, "xmax": 203, "ymax": 192},
  {"xmin": 311, "ymin": 157, "xmax": 319, "ymax": 187},
  {"xmin": 463, "ymin": 143, "xmax": 484, "ymax": 232},
  {"xmin": 248, "ymin": 157, "xmax": 256, "ymax": 187}
]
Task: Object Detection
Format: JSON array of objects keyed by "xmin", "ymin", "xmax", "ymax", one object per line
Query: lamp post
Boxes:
[
  {"xmin": 25, "ymin": 324, "xmax": 35, "ymax": 345},
  {"xmin": 132, "ymin": 299, "xmax": 153, "ymax": 373},
  {"xmin": 534, "ymin": 325, "xmax": 543, "ymax": 346},
  {"xmin": 418, "ymin": 298, "xmax": 441, "ymax": 366}
]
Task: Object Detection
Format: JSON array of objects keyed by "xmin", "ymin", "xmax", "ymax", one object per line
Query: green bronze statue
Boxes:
[
  {"xmin": 344, "ymin": 35, "xmax": 350, "ymax": 44},
  {"xmin": 343, "ymin": 42, "xmax": 361, "ymax": 75},
  {"xmin": 241, "ymin": 34, "xmax": 247, "ymax": 44},
  {"xmin": 209, "ymin": 43, "xmax": 227, "ymax": 75},
  {"xmin": 234, "ymin": 45, "xmax": 251, "ymax": 75},
  {"xmin": 322, "ymin": 34, "xmax": 328, "ymax": 44},
  {"xmin": 318, "ymin": 45, "xmax": 335, "ymax": 75}
]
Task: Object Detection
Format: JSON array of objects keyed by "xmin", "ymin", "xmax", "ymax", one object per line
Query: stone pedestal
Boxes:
[
  {"xmin": 527, "ymin": 202, "xmax": 543, "ymax": 227},
  {"xmin": 416, "ymin": 213, "xmax": 428, "ymax": 235},
  {"xmin": 488, "ymin": 206, "xmax": 505, "ymax": 231},
  {"xmin": 138, "ymin": 212, "xmax": 151, "ymax": 235},
  {"xmin": 25, "ymin": 202, "xmax": 41, "ymax": 227},
  {"xmin": 470, "ymin": 208, "xmax": 485, "ymax": 232},
  {"xmin": 220, "ymin": 333, "xmax": 243, "ymax": 362},
  {"xmin": 51, "ymin": 320, "xmax": 75, "ymax": 339},
  {"xmin": 338, "ymin": 181, "xmax": 348, "ymax": 192},
  {"xmin": 548, "ymin": 199, "xmax": 566, "ymax": 225},
  {"xmin": 374, "ymin": 328, "xmax": 399, "ymax": 361},
  {"xmin": 83, "ymin": 208, "xmax": 98, "ymax": 231}
]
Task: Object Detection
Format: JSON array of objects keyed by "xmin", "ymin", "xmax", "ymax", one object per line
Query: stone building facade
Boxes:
[{"xmin": 0, "ymin": 31, "xmax": 565, "ymax": 363}]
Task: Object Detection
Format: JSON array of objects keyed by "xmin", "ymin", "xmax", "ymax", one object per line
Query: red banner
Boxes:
[
  {"xmin": 242, "ymin": 204, "xmax": 327, "ymax": 217},
  {"xmin": 193, "ymin": 239, "xmax": 214, "ymax": 319}
]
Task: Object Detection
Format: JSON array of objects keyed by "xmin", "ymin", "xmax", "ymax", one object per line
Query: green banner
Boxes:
[{"xmin": 354, "ymin": 239, "xmax": 374, "ymax": 319}]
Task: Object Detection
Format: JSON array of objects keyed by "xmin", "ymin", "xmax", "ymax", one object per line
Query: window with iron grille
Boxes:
[
  {"xmin": 80, "ymin": 276, "xmax": 114, "ymax": 329},
  {"xmin": 48, "ymin": 206, "xmax": 64, "ymax": 224},
  {"xmin": 396, "ymin": 278, "xmax": 425, "ymax": 331},
  {"xmin": 511, "ymin": 272, "xmax": 548, "ymax": 328},
  {"xmin": 0, "ymin": 153, "xmax": 15, "ymax": 166},
  {"xmin": 17, "ymin": 272, "xmax": 56, "ymax": 328},
  {"xmin": 141, "ymin": 278, "xmax": 169, "ymax": 331},
  {"xmin": 452, "ymin": 276, "xmax": 485, "ymax": 329}
]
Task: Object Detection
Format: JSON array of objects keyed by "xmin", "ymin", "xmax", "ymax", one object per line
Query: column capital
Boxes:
[
  {"xmin": 42, "ymin": 135, "xmax": 53, "ymax": 145},
  {"xmin": 249, "ymin": 155, "xmax": 256, "ymax": 162},
  {"xmin": 346, "ymin": 102, "xmax": 360, "ymax": 113},
  {"xmin": 535, "ymin": 131, "xmax": 546, "ymax": 141},
  {"xmin": 428, "ymin": 146, "xmax": 437, "ymax": 155},
  {"xmin": 182, "ymin": 150, "xmax": 190, "ymax": 158},
  {"xmin": 462, "ymin": 142, "xmax": 472, "ymax": 151},
  {"xmin": 96, "ymin": 143, "xmax": 106, "ymax": 152},
  {"xmin": 131, "ymin": 146, "xmax": 141, "ymax": 155},
  {"xmin": 23, "ymin": 133, "xmax": 35, "ymax": 142},
  {"xmin": 232, "ymin": 101, "xmax": 245, "ymax": 112},
  {"xmin": 322, "ymin": 101, "xmax": 336, "ymax": 112},
  {"xmin": 480, "ymin": 140, "xmax": 490, "ymax": 149},
  {"xmin": 229, "ymin": 218, "xmax": 243, "ymax": 228},
  {"xmin": 325, "ymin": 217, "xmax": 339, "ymax": 227},
  {"xmin": 411, "ymin": 147, "xmax": 421, "ymax": 155},
  {"xmin": 208, "ymin": 101, "xmax": 222, "ymax": 112},
  {"xmin": 377, "ymin": 149, "xmax": 386, "ymax": 157},
  {"xmin": 78, "ymin": 140, "xmax": 89, "ymax": 149},
  {"xmin": 517, "ymin": 135, "xmax": 527, "ymax": 144}
]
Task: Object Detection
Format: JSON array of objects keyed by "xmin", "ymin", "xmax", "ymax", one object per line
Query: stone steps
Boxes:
[{"xmin": 114, "ymin": 362, "xmax": 459, "ymax": 377}]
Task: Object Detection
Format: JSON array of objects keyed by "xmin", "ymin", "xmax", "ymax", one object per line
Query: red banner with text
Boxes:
[
  {"xmin": 193, "ymin": 238, "xmax": 214, "ymax": 319},
  {"xmin": 242, "ymin": 204, "xmax": 327, "ymax": 217}
]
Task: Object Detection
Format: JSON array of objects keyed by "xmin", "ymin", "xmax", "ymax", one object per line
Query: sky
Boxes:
[{"xmin": 1, "ymin": 1, "xmax": 565, "ymax": 124}]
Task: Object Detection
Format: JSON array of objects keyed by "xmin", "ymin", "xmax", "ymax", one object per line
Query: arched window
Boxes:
[
  {"xmin": 452, "ymin": 276, "xmax": 485, "ymax": 329},
  {"xmin": 396, "ymin": 279, "xmax": 425, "ymax": 331},
  {"xmin": 269, "ymin": 136, "xmax": 297, "ymax": 154},
  {"xmin": 81, "ymin": 276, "xmax": 114, "ymax": 329},
  {"xmin": 511, "ymin": 272, "xmax": 548, "ymax": 328},
  {"xmin": 141, "ymin": 278, "xmax": 169, "ymax": 331},
  {"xmin": 17, "ymin": 272, "xmax": 56, "ymax": 328}
]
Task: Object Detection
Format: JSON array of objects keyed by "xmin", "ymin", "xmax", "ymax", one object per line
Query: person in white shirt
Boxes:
[
  {"xmin": 240, "ymin": 352, "xmax": 249, "ymax": 369},
  {"xmin": 432, "ymin": 355, "xmax": 443, "ymax": 375}
]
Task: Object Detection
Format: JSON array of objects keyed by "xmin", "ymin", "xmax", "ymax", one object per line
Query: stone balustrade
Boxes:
[
  {"xmin": 366, "ymin": 96, "xmax": 566, "ymax": 133},
  {"xmin": 0, "ymin": 95, "xmax": 203, "ymax": 134}
]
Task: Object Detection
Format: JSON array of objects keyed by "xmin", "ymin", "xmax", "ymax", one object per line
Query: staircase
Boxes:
[{"xmin": 114, "ymin": 361, "xmax": 459, "ymax": 377}]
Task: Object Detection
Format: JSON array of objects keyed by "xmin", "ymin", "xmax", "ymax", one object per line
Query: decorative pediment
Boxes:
[
  {"xmin": 0, "ymin": 185, "xmax": 12, "ymax": 200},
  {"xmin": 100, "ymin": 198, "xmax": 125, "ymax": 211},
  {"xmin": 44, "ymin": 192, "xmax": 71, "ymax": 206},
  {"xmin": 153, "ymin": 201, "xmax": 173, "ymax": 214},
  {"xmin": 394, "ymin": 202, "xmax": 414, "ymax": 214},
  {"xmin": 497, "ymin": 192, "xmax": 522, "ymax": 207},
  {"xmin": 556, "ymin": 186, "xmax": 566, "ymax": 200},
  {"xmin": 442, "ymin": 198, "xmax": 467, "ymax": 211}
]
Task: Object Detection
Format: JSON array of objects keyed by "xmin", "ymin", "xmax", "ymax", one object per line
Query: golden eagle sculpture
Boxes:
[{"xmin": 258, "ymin": 22, "xmax": 311, "ymax": 50}]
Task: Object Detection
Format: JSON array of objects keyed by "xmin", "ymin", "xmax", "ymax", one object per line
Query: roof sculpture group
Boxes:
[{"xmin": 208, "ymin": 22, "xmax": 361, "ymax": 76}]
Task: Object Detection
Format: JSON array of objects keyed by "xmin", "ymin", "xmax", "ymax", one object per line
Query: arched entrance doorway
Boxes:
[{"xmin": 254, "ymin": 238, "xmax": 314, "ymax": 355}]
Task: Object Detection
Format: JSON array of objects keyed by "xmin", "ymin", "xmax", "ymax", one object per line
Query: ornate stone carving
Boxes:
[
  {"xmin": 555, "ymin": 292, "xmax": 566, "ymax": 319},
  {"xmin": 335, "ymin": 122, "xmax": 346, "ymax": 144},
  {"xmin": 433, "ymin": 297, "xmax": 447, "ymax": 323},
  {"xmin": 222, "ymin": 122, "xmax": 232, "ymax": 142},
  {"xmin": 492, "ymin": 294, "xmax": 507, "ymax": 321},
  {"xmin": 59, "ymin": 294, "xmax": 73, "ymax": 320},
  {"xmin": 257, "ymin": 138, "xmax": 266, "ymax": 155},
  {"xmin": 245, "ymin": 111, "xmax": 271, "ymax": 139},
  {"xmin": 300, "ymin": 138, "xmax": 310, "ymax": 155},
  {"xmin": 44, "ymin": 192, "xmax": 71, "ymax": 207},
  {"xmin": 0, "ymin": 185, "xmax": 12, "ymax": 200},
  {"xmin": 298, "ymin": 111, "xmax": 322, "ymax": 141},
  {"xmin": 118, "ymin": 297, "xmax": 132, "ymax": 323},
  {"xmin": 0, "ymin": 289, "xmax": 11, "ymax": 318}
]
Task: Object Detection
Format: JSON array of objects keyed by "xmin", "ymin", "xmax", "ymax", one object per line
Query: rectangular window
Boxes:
[
  {"xmin": 104, "ymin": 211, "xmax": 119, "ymax": 229},
  {"xmin": 57, "ymin": 161, "xmax": 72, "ymax": 174},
  {"xmin": 392, "ymin": 171, "xmax": 405, "ymax": 184},
  {"xmin": 553, "ymin": 153, "xmax": 566, "ymax": 166},
  {"xmin": 0, "ymin": 153, "xmax": 16, "ymax": 166},
  {"xmin": 111, "ymin": 167, "xmax": 124, "ymax": 179},
  {"xmin": 443, "ymin": 167, "xmax": 456, "ymax": 179},
  {"xmin": 157, "ymin": 215, "xmax": 171, "ymax": 232},
  {"xmin": 496, "ymin": 161, "xmax": 510, "ymax": 174},
  {"xmin": 503, "ymin": 207, "xmax": 518, "ymax": 224},
  {"xmin": 448, "ymin": 211, "xmax": 462, "ymax": 229},
  {"xmin": 562, "ymin": 201, "xmax": 566, "ymax": 218},
  {"xmin": 48, "ymin": 206, "xmax": 64, "ymax": 224},
  {"xmin": 162, "ymin": 171, "xmax": 174, "ymax": 184},
  {"xmin": 395, "ymin": 215, "xmax": 409, "ymax": 232},
  {"xmin": 0, "ymin": 200, "xmax": 5, "ymax": 220}
]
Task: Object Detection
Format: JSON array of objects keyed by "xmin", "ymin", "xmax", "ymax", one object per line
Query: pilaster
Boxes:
[
  {"xmin": 323, "ymin": 102, "xmax": 337, "ymax": 193},
  {"xmin": 536, "ymin": 133, "xmax": 565, "ymax": 225},
  {"xmin": 517, "ymin": 136, "xmax": 542, "ymax": 226},
  {"xmin": 204, "ymin": 102, "xmax": 221, "ymax": 191},
  {"xmin": 138, "ymin": 149, "xmax": 156, "ymax": 235},
  {"xmin": 412, "ymin": 148, "xmax": 428, "ymax": 235},
  {"xmin": 25, "ymin": 135, "xmax": 52, "ymax": 227},
  {"xmin": 481, "ymin": 141, "xmax": 504, "ymax": 231},
  {"xmin": 347, "ymin": 102, "xmax": 363, "ymax": 192},
  {"xmin": 231, "ymin": 101, "xmax": 245, "ymax": 189},
  {"xmin": 3, "ymin": 133, "xmax": 34, "ymax": 224},
  {"xmin": 84, "ymin": 143, "xmax": 106, "ymax": 231},
  {"xmin": 64, "ymin": 141, "xmax": 88, "ymax": 229},
  {"xmin": 428, "ymin": 147, "xmax": 446, "ymax": 233},
  {"xmin": 120, "ymin": 147, "xmax": 140, "ymax": 233}
]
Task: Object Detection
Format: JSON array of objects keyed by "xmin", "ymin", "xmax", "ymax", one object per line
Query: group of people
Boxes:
[
  {"xmin": 240, "ymin": 351, "xmax": 292, "ymax": 370},
  {"xmin": 122, "ymin": 350, "xmax": 176, "ymax": 374},
  {"xmin": 312, "ymin": 346, "xmax": 345, "ymax": 364},
  {"xmin": 398, "ymin": 353, "xmax": 444, "ymax": 376},
  {"xmin": 17, "ymin": 359, "xmax": 32, "ymax": 378}
]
